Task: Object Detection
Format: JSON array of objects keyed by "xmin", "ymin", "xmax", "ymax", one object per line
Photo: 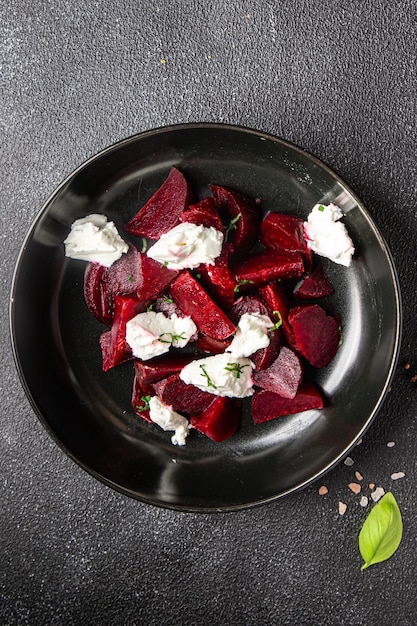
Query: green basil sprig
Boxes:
[{"xmin": 359, "ymin": 492, "xmax": 403, "ymax": 570}]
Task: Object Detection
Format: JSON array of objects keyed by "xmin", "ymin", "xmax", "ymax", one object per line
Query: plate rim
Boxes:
[{"xmin": 9, "ymin": 122, "xmax": 403, "ymax": 512}]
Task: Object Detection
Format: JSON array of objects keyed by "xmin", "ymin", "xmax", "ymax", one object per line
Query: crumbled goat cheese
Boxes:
[
  {"xmin": 180, "ymin": 353, "xmax": 254, "ymax": 398},
  {"xmin": 303, "ymin": 203, "xmax": 355, "ymax": 267},
  {"xmin": 149, "ymin": 396, "xmax": 190, "ymax": 446},
  {"xmin": 125, "ymin": 311, "xmax": 197, "ymax": 360},
  {"xmin": 146, "ymin": 222, "xmax": 223, "ymax": 270},
  {"xmin": 64, "ymin": 214, "xmax": 128, "ymax": 267},
  {"xmin": 226, "ymin": 312, "xmax": 273, "ymax": 358}
]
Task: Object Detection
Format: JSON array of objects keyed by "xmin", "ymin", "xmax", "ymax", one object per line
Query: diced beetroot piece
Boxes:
[
  {"xmin": 152, "ymin": 373, "xmax": 214, "ymax": 414},
  {"xmin": 194, "ymin": 333, "xmax": 232, "ymax": 354},
  {"xmin": 84, "ymin": 246, "xmax": 143, "ymax": 324},
  {"xmin": 137, "ymin": 254, "xmax": 178, "ymax": 302},
  {"xmin": 190, "ymin": 396, "xmax": 241, "ymax": 442},
  {"xmin": 234, "ymin": 250, "xmax": 304, "ymax": 291},
  {"xmin": 260, "ymin": 213, "xmax": 306, "ymax": 252},
  {"xmin": 288, "ymin": 304, "xmax": 340, "ymax": 368},
  {"xmin": 84, "ymin": 262, "xmax": 111, "ymax": 325},
  {"xmin": 210, "ymin": 184, "xmax": 262, "ymax": 257},
  {"xmin": 253, "ymin": 346, "xmax": 303, "ymax": 398},
  {"xmin": 95, "ymin": 246, "xmax": 144, "ymax": 322},
  {"xmin": 293, "ymin": 264, "xmax": 335, "ymax": 299},
  {"xmin": 251, "ymin": 326, "xmax": 282, "ymax": 370},
  {"xmin": 228, "ymin": 295, "xmax": 271, "ymax": 323},
  {"xmin": 124, "ymin": 167, "xmax": 191, "ymax": 239},
  {"xmin": 133, "ymin": 353, "xmax": 196, "ymax": 387},
  {"xmin": 169, "ymin": 271, "xmax": 236, "ymax": 340},
  {"xmin": 252, "ymin": 382, "xmax": 324, "ymax": 424},
  {"xmin": 100, "ymin": 296, "xmax": 147, "ymax": 371},
  {"xmin": 131, "ymin": 372, "xmax": 154, "ymax": 422},
  {"xmin": 197, "ymin": 243, "xmax": 236, "ymax": 309},
  {"xmin": 259, "ymin": 282, "xmax": 298, "ymax": 351},
  {"xmin": 180, "ymin": 196, "xmax": 225, "ymax": 234}
]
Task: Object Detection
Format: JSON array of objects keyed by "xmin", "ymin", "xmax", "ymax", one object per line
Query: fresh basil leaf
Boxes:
[{"xmin": 359, "ymin": 492, "xmax": 403, "ymax": 570}]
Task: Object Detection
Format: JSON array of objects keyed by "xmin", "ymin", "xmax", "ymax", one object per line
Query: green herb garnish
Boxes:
[
  {"xmin": 147, "ymin": 303, "xmax": 155, "ymax": 312},
  {"xmin": 136, "ymin": 395, "xmax": 151, "ymax": 412},
  {"xmin": 163, "ymin": 295, "xmax": 174, "ymax": 304},
  {"xmin": 269, "ymin": 310, "xmax": 283, "ymax": 333},
  {"xmin": 234, "ymin": 279, "xmax": 255, "ymax": 293},
  {"xmin": 141, "ymin": 238, "xmax": 148, "ymax": 252},
  {"xmin": 317, "ymin": 204, "xmax": 325, "ymax": 212},
  {"xmin": 127, "ymin": 273, "xmax": 133, "ymax": 283},
  {"xmin": 359, "ymin": 492, "xmax": 403, "ymax": 570},
  {"xmin": 225, "ymin": 213, "xmax": 241, "ymax": 239},
  {"xmin": 224, "ymin": 362, "xmax": 249, "ymax": 379},
  {"xmin": 158, "ymin": 332, "xmax": 187, "ymax": 344},
  {"xmin": 199, "ymin": 364, "xmax": 217, "ymax": 389}
]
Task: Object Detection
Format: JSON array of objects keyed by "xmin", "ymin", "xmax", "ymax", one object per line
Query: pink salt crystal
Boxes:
[
  {"xmin": 355, "ymin": 471, "xmax": 363, "ymax": 481},
  {"xmin": 348, "ymin": 482, "xmax": 361, "ymax": 494},
  {"xmin": 318, "ymin": 485, "xmax": 328, "ymax": 495},
  {"xmin": 338, "ymin": 501, "xmax": 347, "ymax": 515}
]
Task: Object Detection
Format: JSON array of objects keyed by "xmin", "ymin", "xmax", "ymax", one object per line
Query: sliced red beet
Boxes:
[
  {"xmin": 210, "ymin": 184, "xmax": 262, "ymax": 257},
  {"xmin": 260, "ymin": 212, "xmax": 306, "ymax": 252},
  {"xmin": 252, "ymin": 346, "xmax": 303, "ymax": 398},
  {"xmin": 180, "ymin": 196, "xmax": 225, "ymax": 234},
  {"xmin": 190, "ymin": 396, "xmax": 241, "ymax": 442},
  {"xmin": 124, "ymin": 167, "xmax": 191, "ymax": 239},
  {"xmin": 131, "ymin": 373, "xmax": 154, "ymax": 422},
  {"xmin": 288, "ymin": 304, "xmax": 340, "ymax": 368},
  {"xmin": 84, "ymin": 246, "xmax": 143, "ymax": 324},
  {"xmin": 228, "ymin": 295, "xmax": 271, "ymax": 323},
  {"xmin": 152, "ymin": 373, "xmax": 214, "ymax": 414},
  {"xmin": 133, "ymin": 353, "xmax": 196, "ymax": 387},
  {"xmin": 252, "ymin": 382, "xmax": 324, "ymax": 424},
  {"xmin": 100, "ymin": 296, "xmax": 147, "ymax": 371},
  {"xmin": 137, "ymin": 254, "xmax": 178, "ymax": 302},
  {"xmin": 194, "ymin": 333, "xmax": 232, "ymax": 354},
  {"xmin": 234, "ymin": 250, "xmax": 304, "ymax": 290},
  {"xmin": 259, "ymin": 282, "xmax": 298, "ymax": 351},
  {"xmin": 251, "ymin": 327, "xmax": 282, "ymax": 371},
  {"xmin": 169, "ymin": 271, "xmax": 235, "ymax": 340},
  {"xmin": 293, "ymin": 264, "xmax": 335, "ymax": 299},
  {"xmin": 197, "ymin": 243, "xmax": 236, "ymax": 309},
  {"xmin": 83, "ymin": 262, "xmax": 110, "ymax": 325}
]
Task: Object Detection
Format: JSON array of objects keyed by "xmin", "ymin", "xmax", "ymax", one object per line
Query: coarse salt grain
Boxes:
[
  {"xmin": 387, "ymin": 441, "xmax": 395, "ymax": 448},
  {"xmin": 344, "ymin": 457, "xmax": 354, "ymax": 466},
  {"xmin": 360, "ymin": 496, "xmax": 368, "ymax": 507},
  {"xmin": 391, "ymin": 472, "xmax": 405, "ymax": 480},
  {"xmin": 369, "ymin": 483, "xmax": 375, "ymax": 490},
  {"xmin": 355, "ymin": 471, "xmax": 363, "ymax": 481},
  {"xmin": 348, "ymin": 482, "xmax": 361, "ymax": 494},
  {"xmin": 371, "ymin": 487, "xmax": 385, "ymax": 502},
  {"xmin": 318, "ymin": 486, "xmax": 328, "ymax": 495},
  {"xmin": 338, "ymin": 502, "xmax": 347, "ymax": 515}
]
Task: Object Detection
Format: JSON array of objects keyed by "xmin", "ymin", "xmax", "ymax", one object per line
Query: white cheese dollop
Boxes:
[
  {"xmin": 226, "ymin": 312, "xmax": 273, "ymax": 358},
  {"xmin": 303, "ymin": 203, "xmax": 355, "ymax": 267},
  {"xmin": 146, "ymin": 222, "xmax": 223, "ymax": 270},
  {"xmin": 64, "ymin": 214, "xmax": 129, "ymax": 267},
  {"xmin": 180, "ymin": 353, "xmax": 254, "ymax": 398},
  {"xmin": 149, "ymin": 396, "xmax": 190, "ymax": 446},
  {"xmin": 125, "ymin": 311, "xmax": 197, "ymax": 361}
]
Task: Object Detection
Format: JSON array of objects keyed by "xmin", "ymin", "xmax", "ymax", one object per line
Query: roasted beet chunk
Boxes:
[
  {"xmin": 293, "ymin": 264, "xmax": 335, "ymax": 299},
  {"xmin": 180, "ymin": 196, "xmax": 225, "ymax": 234},
  {"xmin": 260, "ymin": 212, "xmax": 306, "ymax": 252},
  {"xmin": 133, "ymin": 353, "xmax": 196, "ymax": 387},
  {"xmin": 190, "ymin": 396, "xmax": 241, "ymax": 442},
  {"xmin": 124, "ymin": 167, "xmax": 191, "ymax": 239},
  {"xmin": 252, "ymin": 346, "xmax": 303, "ymax": 398},
  {"xmin": 152, "ymin": 373, "xmax": 214, "ymax": 414},
  {"xmin": 252, "ymin": 382, "xmax": 324, "ymax": 424},
  {"xmin": 136, "ymin": 254, "xmax": 178, "ymax": 302},
  {"xmin": 288, "ymin": 304, "xmax": 340, "ymax": 368},
  {"xmin": 169, "ymin": 271, "xmax": 236, "ymax": 340},
  {"xmin": 197, "ymin": 243, "xmax": 236, "ymax": 309},
  {"xmin": 100, "ymin": 296, "xmax": 148, "ymax": 371},
  {"xmin": 211, "ymin": 184, "xmax": 262, "ymax": 257},
  {"xmin": 234, "ymin": 250, "xmax": 304, "ymax": 291}
]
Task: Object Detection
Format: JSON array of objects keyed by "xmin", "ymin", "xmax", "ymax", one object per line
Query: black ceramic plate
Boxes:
[{"xmin": 10, "ymin": 124, "xmax": 401, "ymax": 511}]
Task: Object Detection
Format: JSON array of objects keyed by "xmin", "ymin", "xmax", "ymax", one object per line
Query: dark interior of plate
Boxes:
[{"xmin": 10, "ymin": 123, "xmax": 401, "ymax": 512}]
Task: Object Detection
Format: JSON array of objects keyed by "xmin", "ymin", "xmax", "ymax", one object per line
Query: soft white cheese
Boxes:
[
  {"xmin": 64, "ymin": 214, "xmax": 128, "ymax": 267},
  {"xmin": 125, "ymin": 311, "xmax": 197, "ymax": 361},
  {"xmin": 303, "ymin": 203, "xmax": 355, "ymax": 267},
  {"xmin": 179, "ymin": 353, "xmax": 254, "ymax": 398},
  {"xmin": 149, "ymin": 396, "xmax": 190, "ymax": 446},
  {"xmin": 146, "ymin": 222, "xmax": 223, "ymax": 270},
  {"xmin": 226, "ymin": 312, "xmax": 273, "ymax": 358}
]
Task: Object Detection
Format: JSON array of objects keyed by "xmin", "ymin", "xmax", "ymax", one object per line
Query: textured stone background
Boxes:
[{"xmin": 1, "ymin": 1, "xmax": 416, "ymax": 624}]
